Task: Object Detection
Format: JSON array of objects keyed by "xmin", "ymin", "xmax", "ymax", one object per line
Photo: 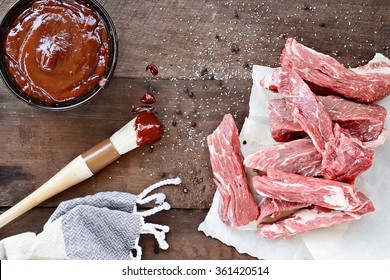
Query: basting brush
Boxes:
[{"xmin": 0, "ymin": 112, "xmax": 163, "ymax": 228}]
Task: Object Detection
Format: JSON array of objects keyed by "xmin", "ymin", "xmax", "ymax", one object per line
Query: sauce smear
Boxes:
[
  {"xmin": 146, "ymin": 64, "xmax": 159, "ymax": 76},
  {"xmin": 132, "ymin": 105, "xmax": 154, "ymax": 115},
  {"xmin": 135, "ymin": 112, "xmax": 163, "ymax": 146},
  {"xmin": 140, "ymin": 92, "xmax": 156, "ymax": 104}
]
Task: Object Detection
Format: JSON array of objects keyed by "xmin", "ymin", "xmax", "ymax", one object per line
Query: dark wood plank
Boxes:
[
  {"xmin": 0, "ymin": 0, "xmax": 389, "ymax": 80},
  {"xmin": 0, "ymin": 78, "xmax": 251, "ymax": 209},
  {"xmin": 97, "ymin": 0, "xmax": 390, "ymax": 79},
  {"xmin": 0, "ymin": 207, "xmax": 255, "ymax": 259}
]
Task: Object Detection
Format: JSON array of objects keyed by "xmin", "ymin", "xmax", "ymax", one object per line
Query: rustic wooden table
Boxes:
[{"xmin": 0, "ymin": 0, "xmax": 389, "ymax": 259}]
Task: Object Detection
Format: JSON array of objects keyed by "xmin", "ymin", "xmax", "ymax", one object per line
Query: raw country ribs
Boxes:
[
  {"xmin": 280, "ymin": 38, "xmax": 390, "ymax": 103},
  {"xmin": 257, "ymin": 204, "xmax": 374, "ymax": 240},
  {"xmin": 254, "ymin": 169, "xmax": 375, "ymax": 239},
  {"xmin": 244, "ymin": 138, "xmax": 322, "ymax": 177},
  {"xmin": 257, "ymin": 197, "xmax": 310, "ymax": 222},
  {"xmin": 268, "ymin": 96, "xmax": 386, "ymax": 142},
  {"xmin": 279, "ymin": 71, "xmax": 374, "ymax": 183},
  {"xmin": 207, "ymin": 114, "xmax": 259, "ymax": 227},
  {"xmin": 253, "ymin": 168, "xmax": 373, "ymax": 212}
]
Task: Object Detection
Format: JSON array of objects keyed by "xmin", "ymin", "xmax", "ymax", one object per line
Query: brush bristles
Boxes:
[{"xmin": 110, "ymin": 118, "xmax": 139, "ymax": 155}]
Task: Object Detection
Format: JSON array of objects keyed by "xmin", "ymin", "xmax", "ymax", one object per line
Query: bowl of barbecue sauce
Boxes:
[{"xmin": 0, "ymin": 0, "xmax": 118, "ymax": 111}]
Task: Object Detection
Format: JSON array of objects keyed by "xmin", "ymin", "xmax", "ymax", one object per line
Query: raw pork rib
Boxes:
[
  {"xmin": 321, "ymin": 124, "xmax": 374, "ymax": 183},
  {"xmin": 260, "ymin": 67, "xmax": 281, "ymax": 93},
  {"xmin": 279, "ymin": 71, "xmax": 374, "ymax": 183},
  {"xmin": 207, "ymin": 114, "xmax": 259, "ymax": 227},
  {"xmin": 279, "ymin": 71, "xmax": 333, "ymax": 155},
  {"xmin": 267, "ymin": 98, "xmax": 308, "ymax": 142},
  {"xmin": 244, "ymin": 138, "xmax": 322, "ymax": 177},
  {"xmin": 268, "ymin": 96, "xmax": 386, "ymax": 142},
  {"xmin": 257, "ymin": 197, "xmax": 310, "ymax": 222},
  {"xmin": 254, "ymin": 168, "xmax": 375, "ymax": 240},
  {"xmin": 253, "ymin": 168, "xmax": 374, "ymax": 212},
  {"xmin": 258, "ymin": 205, "xmax": 374, "ymax": 240},
  {"xmin": 281, "ymin": 38, "xmax": 390, "ymax": 103}
]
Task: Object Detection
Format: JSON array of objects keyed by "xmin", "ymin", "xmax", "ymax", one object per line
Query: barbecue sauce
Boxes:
[
  {"xmin": 3, "ymin": 0, "xmax": 111, "ymax": 104},
  {"xmin": 140, "ymin": 92, "xmax": 156, "ymax": 104},
  {"xmin": 134, "ymin": 112, "xmax": 163, "ymax": 146},
  {"xmin": 131, "ymin": 105, "xmax": 154, "ymax": 115},
  {"xmin": 146, "ymin": 64, "xmax": 158, "ymax": 76}
]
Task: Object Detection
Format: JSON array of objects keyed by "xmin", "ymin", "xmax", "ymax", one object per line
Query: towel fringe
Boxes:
[
  {"xmin": 140, "ymin": 222, "xmax": 170, "ymax": 250},
  {"xmin": 131, "ymin": 177, "xmax": 181, "ymax": 259},
  {"xmin": 137, "ymin": 193, "xmax": 166, "ymax": 205},
  {"xmin": 130, "ymin": 243, "xmax": 143, "ymax": 260},
  {"xmin": 137, "ymin": 177, "xmax": 182, "ymax": 200},
  {"xmin": 139, "ymin": 202, "xmax": 171, "ymax": 217}
]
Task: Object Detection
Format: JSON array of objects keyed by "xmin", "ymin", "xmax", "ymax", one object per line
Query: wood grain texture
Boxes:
[
  {"xmin": 102, "ymin": 0, "xmax": 390, "ymax": 79},
  {"xmin": 0, "ymin": 0, "xmax": 389, "ymax": 259}
]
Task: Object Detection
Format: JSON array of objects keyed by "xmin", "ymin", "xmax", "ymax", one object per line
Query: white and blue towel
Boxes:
[{"xmin": 0, "ymin": 178, "xmax": 181, "ymax": 260}]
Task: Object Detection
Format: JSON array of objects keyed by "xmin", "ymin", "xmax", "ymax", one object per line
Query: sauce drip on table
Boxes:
[
  {"xmin": 134, "ymin": 112, "xmax": 163, "ymax": 146},
  {"xmin": 140, "ymin": 92, "xmax": 156, "ymax": 104},
  {"xmin": 146, "ymin": 64, "xmax": 159, "ymax": 76},
  {"xmin": 3, "ymin": 0, "xmax": 111, "ymax": 104}
]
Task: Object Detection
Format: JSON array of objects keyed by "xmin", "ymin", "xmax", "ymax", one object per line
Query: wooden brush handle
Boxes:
[
  {"xmin": 0, "ymin": 139, "xmax": 121, "ymax": 229},
  {"xmin": 82, "ymin": 138, "xmax": 120, "ymax": 173}
]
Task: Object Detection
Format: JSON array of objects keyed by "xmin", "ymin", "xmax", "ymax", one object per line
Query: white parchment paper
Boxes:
[{"xmin": 198, "ymin": 54, "xmax": 390, "ymax": 259}]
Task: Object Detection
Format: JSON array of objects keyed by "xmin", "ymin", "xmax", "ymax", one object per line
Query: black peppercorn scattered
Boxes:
[
  {"xmin": 175, "ymin": 108, "xmax": 182, "ymax": 115},
  {"xmin": 231, "ymin": 43, "xmax": 240, "ymax": 53},
  {"xmin": 172, "ymin": 120, "xmax": 177, "ymax": 127},
  {"xmin": 190, "ymin": 121, "xmax": 197, "ymax": 127}
]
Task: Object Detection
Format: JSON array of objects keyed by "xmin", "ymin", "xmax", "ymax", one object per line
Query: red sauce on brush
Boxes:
[
  {"xmin": 3, "ymin": 0, "xmax": 110, "ymax": 104},
  {"xmin": 134, "ymin": 112, "xmax": 163, "ymax": 146},
  {"xmin": 131, "ymin": 105, "xmax": 154, "ymax": 115}
]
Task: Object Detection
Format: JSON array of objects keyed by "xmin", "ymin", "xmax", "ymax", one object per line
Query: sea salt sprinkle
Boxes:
[{"xmin": 134, "ymin": 1, "xmax": 388, "ymax": 210}]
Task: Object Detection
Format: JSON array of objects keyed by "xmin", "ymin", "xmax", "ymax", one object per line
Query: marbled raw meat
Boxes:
[
  {"xmin": 281, "ymin": 38, "xmax": 390, "ymax": 103},
  {"xmin": 267, "ymin": 98, "xmax": 307, "ymax": 142},
  {"xmin": 268, "ymin": 96, "xmax": 386, "ymax": 142},
  {"xmin": 257, "ymin": 197, "xmax": 310, "ymax": 222},
  {"xmin": 207, "ymin": 114, "xmax": 259, "ymax": 227},
  {"xmin": 253, "ymin": 168, "xmax": 373, "ymax": 212},
  {"xmin": 279, "ymin": 71, "xmax": 374, "ymax": 183},
  {"xmin": 258, "ymin": 204, "xmax": 375, "ymax": 240},
  {"xmin": 244, "ymin": 138, "xmax": 322, "ymax": 177}
]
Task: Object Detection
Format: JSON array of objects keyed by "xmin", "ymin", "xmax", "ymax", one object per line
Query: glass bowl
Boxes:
[{"xmin": 0, "ymin": 0, "xmax": 118, "ymax": 111}]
